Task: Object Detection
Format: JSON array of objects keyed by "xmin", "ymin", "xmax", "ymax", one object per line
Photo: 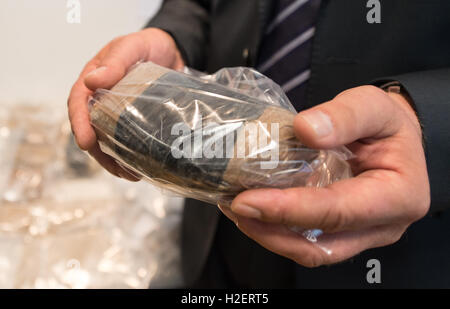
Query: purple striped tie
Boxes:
[{"xmin": 257, "ymin": 0, "xmax": 321, "ymax": 111}]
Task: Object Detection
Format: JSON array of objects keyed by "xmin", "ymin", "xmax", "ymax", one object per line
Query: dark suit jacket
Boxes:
[{"xmin": 148, "ymin": 0, "xmax": 450, "ymax": 288}]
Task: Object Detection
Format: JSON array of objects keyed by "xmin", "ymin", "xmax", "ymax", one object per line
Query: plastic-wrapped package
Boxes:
[{"xmin": 90, "ymin": 62, "xmax": 352, "ymax": 205}]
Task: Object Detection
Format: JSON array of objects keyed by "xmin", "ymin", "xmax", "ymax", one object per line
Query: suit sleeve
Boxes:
[
  {"xmin": 375, "ymin": 68, "xmax": 450, "ymax": 214},
  {"xmin": 146, "ymin": 0, "xmax": 210, "ymax": 70}
]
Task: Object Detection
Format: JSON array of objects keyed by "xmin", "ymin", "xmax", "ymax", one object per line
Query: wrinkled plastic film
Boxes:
[
  {"xmin": 0, "ymin": 106, "xmax": 183, "ymax": 288},
  {"xmin": 89, "ymin": 62, "xmax": 353, "ymax": 206}
]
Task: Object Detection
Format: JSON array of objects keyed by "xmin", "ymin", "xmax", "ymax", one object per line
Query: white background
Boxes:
[{"xmin": 0, "ymin": 0, "xmax": 162, "ymax": 108}]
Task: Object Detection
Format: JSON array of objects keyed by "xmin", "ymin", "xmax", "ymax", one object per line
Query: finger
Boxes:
[
  {"xmin": 88, "ymin": 143, "xmax": 140, "ymax": 182},
  {"xmin": 233, "ymin": 214, "xmax": 406, "ymax": 267},
  {"xmin": 303, "ymin": 224, "xmax": 406, "ymax": 262},
  {"xmin": 224, "ymin": 211, "xmax": 328, "ymax": 268},
  {"xmin": 230, "ymin": 170, "xmax": 418, "ymax": 232},
  {"xmin": 84, "ymin": 34, "xmax": 148, "ymax": 91},
  {"xmin": 293, "ymin": 86, "xmax": 402, "ymax": 149},
  {"xmin": 69, "ymin": 35, "xmax": 146, "ymax": 150},
  {"xmin": 68, "ymin": 62, "xmax": 99, "ymax": 150}
]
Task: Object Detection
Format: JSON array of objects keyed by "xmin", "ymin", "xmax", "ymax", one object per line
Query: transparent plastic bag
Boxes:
[
  {"xmin": 89, "ymin": 62, "xmax": 352, "ymax": 205},
  {"xmin": 0, "ymin": 106, "xmax": 184, "ymax": 288}
]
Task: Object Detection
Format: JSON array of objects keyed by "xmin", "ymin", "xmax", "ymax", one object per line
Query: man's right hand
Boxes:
[{"xmin": 68, "ymin": 28, "xmax": 185, "ymax": 180}]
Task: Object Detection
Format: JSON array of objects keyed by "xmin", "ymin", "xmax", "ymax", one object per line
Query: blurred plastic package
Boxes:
[
  {"xmin": 0, "ymin": 105, "xmax": 184, "ymax": 288},
  {"xmin": 90, "ymin": 62, "xmax": 352, "ymax": 205}
]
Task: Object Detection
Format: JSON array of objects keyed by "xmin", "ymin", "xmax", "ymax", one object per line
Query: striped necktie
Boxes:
[{"xmin": 257, "ymin": 0, "xmax": 321, "ymax": 111}]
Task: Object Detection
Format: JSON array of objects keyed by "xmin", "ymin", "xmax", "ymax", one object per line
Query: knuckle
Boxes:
[
  {"xmin": 332, "ymin": 97, "xmax": 355, "ymax": 118},
  {"xmin": 362, "ymin": 85, "xmax": 396, "ymax": 113},
  {"xmin": 271, "ymin": 202, "xmax": 289, "ymax": 225},
  {"xmin": 333, "ymin": 208, "xmax": 351, "ymax": 232},
  {"xmin": 384, "ymin": 226, "xmax": 407, "ymax": 246},
  {"xmin": 319, "ymin": 189, "xmax": 350, "ymax": 232},
  {"xmin": 401, "ymin": 184, "xmax": 431, "ymax": 222},
  {"xmin": 266, "ymin": 189, "xmax": 289, "ymax": 224},
  {"xmin": 327, "ymin": 97, "xmax": 359, "ymax": 140},
  {"xmin": 293, "ymin": 250, "xmax": 325, "ymax": 268},
  {"xmin": 316, "ymin": 205, "xmax": 337, "ymax": 231},
  {"xmin": 385, "ymin": 175, "xmax": 430, "ymax": 224},
  {"xmin": 410, "ymin": 194, "xmax": 431, "ymax": 221},
  {"xmin": 390, "ymin": 230, "xmax": 404, "ymax": 245}
]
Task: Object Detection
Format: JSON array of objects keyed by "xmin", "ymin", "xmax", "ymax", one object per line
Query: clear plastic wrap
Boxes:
[{"xmin": 90, "ymin": 62, "xmax": 352, "ymax": 205}]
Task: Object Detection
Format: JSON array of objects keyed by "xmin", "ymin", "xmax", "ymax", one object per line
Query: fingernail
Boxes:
[
  {"xmin": 86, "ymin": 66, "xmax": 107, "ymax": 77},
  {"xmin": 300, "ymin": 110, "xmax": 333, "ymax": 138},
  {"xmin": 231, "ymin": 203, "xmax": 262, "ymax": 219}
]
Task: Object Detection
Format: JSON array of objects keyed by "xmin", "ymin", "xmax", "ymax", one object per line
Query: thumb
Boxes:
[
  {"xmin": 84, "ymin": 36, "xmax": 147, "ymax": 91},
  {"xmin": 293, "ymin": 86, "xmax": 401, "ymax": 149}
]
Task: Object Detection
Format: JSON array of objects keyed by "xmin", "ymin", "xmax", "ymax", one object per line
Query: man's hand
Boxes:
[
  {"xmin": 68, "ymin": 28, "xmax": 184, "ymax": 180},
  {"xmin": 220, "ymin": 85, "xmax": 430, "ymax": 267}
]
